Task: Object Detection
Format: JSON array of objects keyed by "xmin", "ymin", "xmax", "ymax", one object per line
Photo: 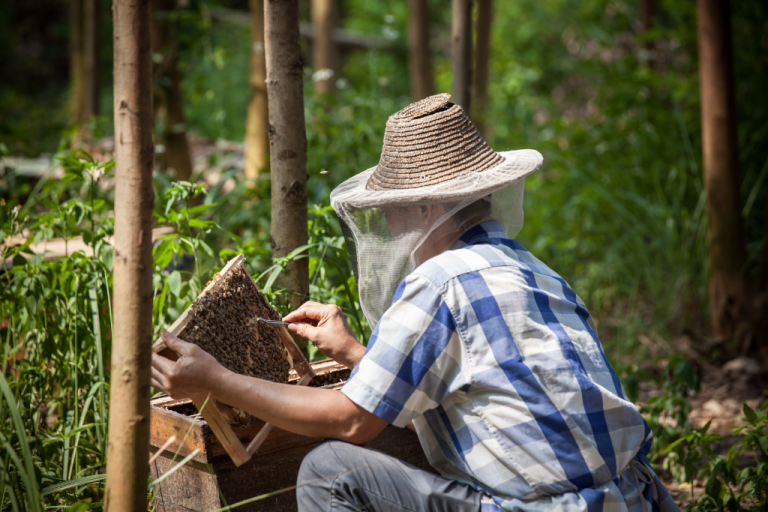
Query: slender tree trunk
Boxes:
[
  {"xmin": 84, "ymin": 0, "xmax": 100, "ymax": 117},
  {"xmin": 105, "ymin": 0, "xmax": 154, "ymax": 511},
  {"xmin": 70, "ymin": 0, "xmax": 85, "ymax": 124},
  {"xmin": 245, "ymin": 0, "xmax": 269, "ymax": 184},
  {"xmin": 451, "ymin": 0, "xmax": 472, "ymax": 112},
  {"xmin": 639, "ymin": 0, "xmax": 655, "ymax": 33},
  {"xmin": 407, "ymin": 0, "xmax": 434, "ymax": 101},
  {"xmin": 70, "ymin": 0, "xmax": 100, "ymax": 125},
  {"xmin": 696, "ymin": 0, "xmax": 748, "ymax": 339},
  {"xmin": 472, "ymin": 0, "xmax": 492, "ymax": 137},
  {"xmin": 762, "ymin": 197, "xmax": 768, "ymax": 291},
  {"xmin": 310, "ymin": 0, "xmax": 337, "ymax": 93},
  {"xmin": 265, "ymin": 0, "xmax": 309, "ymax": 348},
  {"xmin": 150, "ymin": 0, "xmax": 193, "ymax": 183}
]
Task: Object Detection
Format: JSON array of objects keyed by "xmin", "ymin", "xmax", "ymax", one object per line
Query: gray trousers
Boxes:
[{"xmin": 297, "ymin": 440, "xmax": 483, "ymax": 512}]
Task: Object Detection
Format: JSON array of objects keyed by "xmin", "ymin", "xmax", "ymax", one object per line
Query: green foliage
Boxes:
[
  {"xmin": 1, "ymin": 151, "xmax": 113, "ymax": 511},
  {"xmin": 0, "ymin": 144, "xmax": 367, "ymax": 510},
  {"xmin": 666, "ymin": 401, "xmax": 768, "ymax": 511},
  {"xmin": 638, "ymin": 355, "xmax": 700, "ymax": 480}
]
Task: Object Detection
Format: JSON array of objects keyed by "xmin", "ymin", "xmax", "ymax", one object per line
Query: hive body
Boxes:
[{"xmin": 178, "ymin": 263, "xmax": 291, "ymax": 426}]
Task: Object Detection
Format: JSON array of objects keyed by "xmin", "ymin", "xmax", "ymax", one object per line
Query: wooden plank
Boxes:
[
  {"xmin": 245, "ymin": 423, "xmax": 275, "ymax": 456},
  {"xmin": 193, "ymin": 398, "xmax": 251, "ymax": 467},
  {"xmin": 151, "ymin": 457, "xmax": 221, "ymax": 512},
  {"xmin": 149, "ymin": 403, "xmax": 210, "ymax": 464},
  {"xmin": 148, "ymin": 362, "xmax": 435, "ymax": 512}
]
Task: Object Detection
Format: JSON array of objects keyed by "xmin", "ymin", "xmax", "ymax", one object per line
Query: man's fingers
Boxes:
[
  {"xmin": 152, "ymin": 367, "xmax": 169, "ymax": 390},
  {"xmin": 161, "ymin": 330, "xmax": 195, "ymax": 356},
  {"xmin": 288, "ymin": 321, "xmax": 318, "ymax": 340},
  {"xmin": 152, "ymin": 351, "xmax": 175, "ymax": 374},
  {"xmin": 284, "ymin": 305, "xmax": 324, "ymax": 323}
]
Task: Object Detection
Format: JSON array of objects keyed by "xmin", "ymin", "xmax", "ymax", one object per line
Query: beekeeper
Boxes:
[{"xmin": 152, "ymin": 94, "xmax": 679, "ymax": 512}]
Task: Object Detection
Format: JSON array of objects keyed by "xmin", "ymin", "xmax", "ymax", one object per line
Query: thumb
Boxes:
[
  {"xmin": 288, "ymin": 322, "xmax": 318, "ymax": 341},
  {"xmin": 162, "ymin": 330, "xmax": 191, "ymax": 355}
]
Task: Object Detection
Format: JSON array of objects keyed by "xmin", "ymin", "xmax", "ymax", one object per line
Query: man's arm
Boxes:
[{"xmin": 151, "ymin": 330, "xmax": 387, "ymax": 445}]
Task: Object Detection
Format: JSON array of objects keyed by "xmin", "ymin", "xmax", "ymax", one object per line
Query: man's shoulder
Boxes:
[{"xmin": 411, "ymin": 239, "xmax": 562, "ymax": 292}]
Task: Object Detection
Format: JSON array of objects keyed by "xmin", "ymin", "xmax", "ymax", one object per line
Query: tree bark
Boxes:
[
  {"xmin": 150, "ymin": 0, "xmax": 193, "ymax": 183},
  {"xmin": 245, "ymin": 0, "xmax": 269, "ymax": 183},
  {"xmin": 696, "ymin": 0, "xmax": 748, "ymax": 339},
  {"xmin": 407, "ymin": 0, "xmax": 434, "ymax": 101},
  {"xmin": 762, "ymin": 196, "xmax": 768, "ymax": 291},
  {"xmin": 105, "ymin": 0, "xmax": 155, "ymax": 511},
  {"xmin": 70, "ymin": 0, "xmax": 100, "ymax": 125},
  {"xmin": 264, "ymin": 0, "xmax": 309, "ymax": 348},
  {"xmin": 451, "ymin": 0, "xmax": 472, "ymax": 112},
  {"xmin": 310, "ymin": 0, "xmax": 337, "ymax": 93},
  {"xmin": 472, "ymin": 0, "xmax": 492, "ymax": 138}
]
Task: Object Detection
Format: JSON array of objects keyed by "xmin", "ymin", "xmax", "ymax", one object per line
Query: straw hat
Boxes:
[{"xmin": 331, "ymin": 93, "xmax": 543, "ymax": 209}]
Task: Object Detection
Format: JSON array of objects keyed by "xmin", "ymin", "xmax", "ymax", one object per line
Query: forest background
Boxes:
[{"xmin": 1, "ymin": 0, "xmax": 767, "ymax": 510}]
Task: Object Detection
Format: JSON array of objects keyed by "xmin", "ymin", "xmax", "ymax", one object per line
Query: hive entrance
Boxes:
[{"xmin": 152, "ymin": 254, "xmax": 315, "ymax": 466}]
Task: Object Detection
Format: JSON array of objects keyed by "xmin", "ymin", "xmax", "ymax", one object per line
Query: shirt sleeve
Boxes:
[{"xmin": 341, "ymin": 274, "xmax": 468, "ymax": 428}]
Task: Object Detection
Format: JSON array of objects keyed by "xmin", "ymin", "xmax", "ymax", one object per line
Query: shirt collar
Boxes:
[{"xmin": 453, "ymin": 221, "xmax": 508, "ymax": 249}]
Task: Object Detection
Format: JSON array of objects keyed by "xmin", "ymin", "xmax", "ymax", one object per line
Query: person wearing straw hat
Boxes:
[{"xmin": 152, "ymin": 94, "xmax": 679, "ymax": 512}]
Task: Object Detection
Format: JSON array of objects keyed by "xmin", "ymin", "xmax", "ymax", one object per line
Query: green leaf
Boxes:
[
  {"xmin": 195, "ymin": 239, "xmax": 214, "ymax": 258},
  {"xmin": 97, "ymin": 243, "xmax": 113, "ymax": 271},
  {"xmin": 0, "ymin": 372, "xmax": 43, "ymax": 510},
  {"xmin": 188, "ymin": 218, "xmax": 214, "ymax": 229},
  {"xmin": 154, "ymin": 239, "xmax": 175, "ymax": 269},
  {"xmin": 663, "ymin": 436, "xmax": 688, "ymax": 454},
  {"xmin": 744, "ymin": 403, "xmax": 757, "ymax": 423},
  {"xmin": 187, "ymin": 203, "xmax": 216, "ymax": 214},
  {"xmin": 42, "ymin": 475, "xmax": 105, "ymax": 496},
  {"xmin": 66, "ymin": 499, "xmax": 92, "ymax": 512},
  {"xmin": 167, "ymin": 271, "xmax": 182, "ymax": 297}
]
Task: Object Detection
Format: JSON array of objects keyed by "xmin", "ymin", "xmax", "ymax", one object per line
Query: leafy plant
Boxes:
[{"xmin": 663, "ymin": 400, "xmax": 768, "ymax": 511}]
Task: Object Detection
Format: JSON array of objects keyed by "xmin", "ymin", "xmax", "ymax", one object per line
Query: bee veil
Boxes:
[{"xmin": 330, "ymin": 94, "xmax": 543, "ymax": 327}]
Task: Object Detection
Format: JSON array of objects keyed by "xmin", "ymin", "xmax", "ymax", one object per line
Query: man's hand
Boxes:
[
  {"xmin": 283, "ymin": 302, "xmax": 366, "ymax": 369},
  {"xmin": 151, "ymin": 330, "xmax": 231, "ymax": 400}
]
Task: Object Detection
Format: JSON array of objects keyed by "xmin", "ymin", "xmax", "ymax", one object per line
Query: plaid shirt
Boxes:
[{"xmin": 342, "ymin": 222, "xmax": 679, "ymax": 511}]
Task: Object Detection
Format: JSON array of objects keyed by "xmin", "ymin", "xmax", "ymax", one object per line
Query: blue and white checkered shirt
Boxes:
[{"xmin": 342, "ymin": 222, "xmax": 679, "ymax": 511}]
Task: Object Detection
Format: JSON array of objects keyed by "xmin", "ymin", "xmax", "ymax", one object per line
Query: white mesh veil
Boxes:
[
  {"xmin": 330, "ymin": 94, "xmax": 542, "ymax": 327},
  {"xmin": 331, "ymin": 161, "xmax": 533, "ymax": 327}
]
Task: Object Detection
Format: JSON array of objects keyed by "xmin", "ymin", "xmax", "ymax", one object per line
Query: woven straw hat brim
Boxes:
[{"xmin": 331, "ymin": 149, "xmax": 543, "ymax": 210}]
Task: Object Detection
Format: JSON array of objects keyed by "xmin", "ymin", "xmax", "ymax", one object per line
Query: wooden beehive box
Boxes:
[
  {"xmin": 149, "ymin": 360, "xmax": 434, "ymax": 512},
  {"xmin": 152, "ymin": 254, "xmax": 315, "ymax": 466}
]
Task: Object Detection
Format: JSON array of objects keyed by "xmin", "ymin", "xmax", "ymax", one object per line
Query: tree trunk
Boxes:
[
  {"xmin": 245, "ymin": 0, "xmax": 269, "ymax": 184},
  {"xmin": 451, "ymin": 0, "xmax": 472, "ymax": 112},
  {"xmin": 310, "ymin": 0, "xmax": 337, "ymax": 93},
  {"xmin": 264, "ymin": 0, "xmax": 309, "ymax": 348},
  {"xmin": 84, "ymin": 0, "xmax": 100, "ymax": 117},
  {"xmin": 407, "ymin": 0, "xmax": 434, "ymax": 101},
  {"xmin": 696, "ymin": 0, "xmax": 748, "ymax": 339},
  {"xmin": 639, "ymin": 0, "xmax": 655, "ymax": 33},
  {"xmin": 105, "ymin": 0, "xmax": 155, "ymax": 511},
  {"xmin": 70, "ymin": 0, "xmax": 100, "ymax": 125},
  {"xmin": 762, "ymin": 196, "xmax": 768, "ymax": 291},
  {"xmin": 472, "ymin": 0, "xmax": 492, "ymax": 138},
  {"xmin": 150, "ymin": 0, "xmax": 193, "ymax": 183},
  {"xmin": 70, "ymin": 0, "xmax": 85, "ymax": 124}
]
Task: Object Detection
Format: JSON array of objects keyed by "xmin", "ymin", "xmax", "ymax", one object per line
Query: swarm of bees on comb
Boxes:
[{"xmin": 178, "ymin": 263, "xmax": 291, "ymax": 427}]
